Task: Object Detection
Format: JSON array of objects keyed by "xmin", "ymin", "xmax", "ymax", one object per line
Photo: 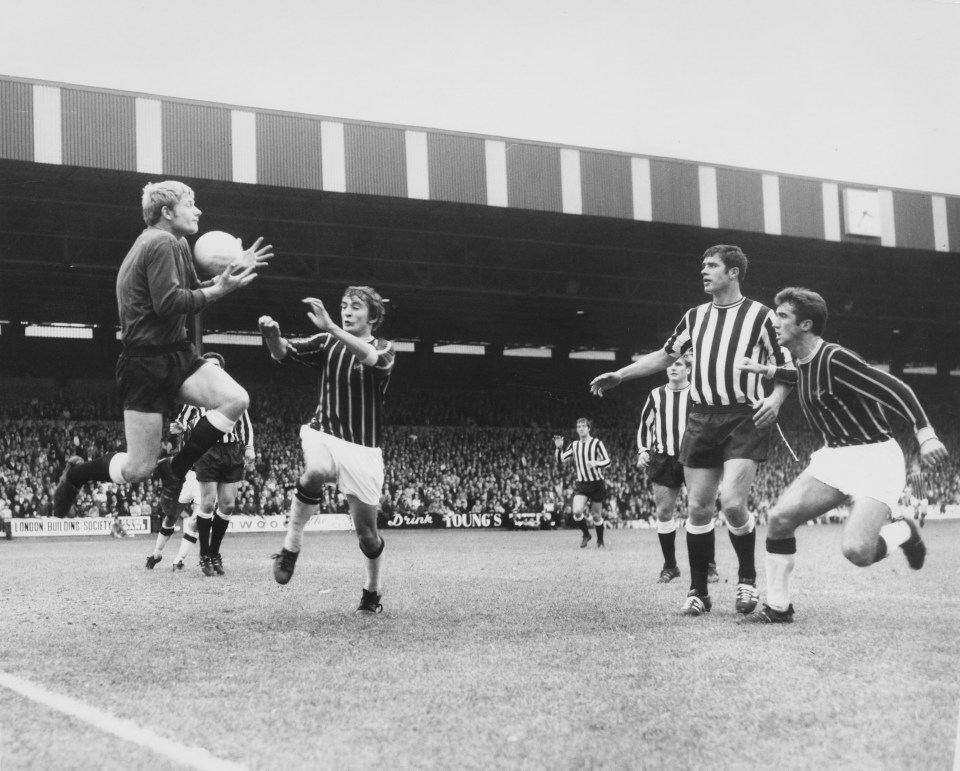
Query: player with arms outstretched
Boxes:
[
  {"xmin": 260, "ymin": 287, "xmax": 395, "ymax": 615},
  {"xmin": 553, "ymin": 418, "xmax": 611, "ymax": 548}
]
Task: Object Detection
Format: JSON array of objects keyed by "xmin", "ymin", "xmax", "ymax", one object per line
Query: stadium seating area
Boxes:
[{"xmin": 2, "ymin": 379, "xmax": 959, "ymax": 526}]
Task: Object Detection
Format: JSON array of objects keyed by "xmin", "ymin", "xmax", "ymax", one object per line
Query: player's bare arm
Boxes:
[
  {"xmin": 590, "ymin": 349, "xmax": 674, "ymax": 397},
  {"xmin": 258, "ymin": 315, "xmax": 290, "ymax": 360},
  {"xmin": 302, "ymin": 298, "xmax": 379, "ymax": 365}
]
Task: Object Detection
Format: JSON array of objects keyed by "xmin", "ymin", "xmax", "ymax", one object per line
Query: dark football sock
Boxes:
[
  {"xmin": 171, "ymin": 416, "xmax": 226, "ymax": 478},
  {"xmin": 196, "ymin": 516, "xmax": 213, "ymax": 556},
  {"xmin": 66, "ymin": 453, "xmax": 116, "ymax": 487},
  {"xmin": 578, "ymin": 519, "xmax": 590, "ymax": 535},
  {"xmin": 595, "ymin": 522, "xmax": 605, "ymax": 545},
  {"xmin": 658, "ymin": 530, "xmax": 677, "ymax": 568},
  {"xmin": 729, "ymin": 528, "xmax": 757, "ymax": 583},
  {"xmin": 687, "ymin": 529, "xmax": 715, "ymax": 597},
  {"xmin": 209, "ymin": 514, "xmax": 229, "ymax": 555}
]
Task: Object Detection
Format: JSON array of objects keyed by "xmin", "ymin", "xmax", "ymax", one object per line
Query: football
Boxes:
[{"xmin": 192, "ymin": 230, "xmax": 247, "ymax": 278}]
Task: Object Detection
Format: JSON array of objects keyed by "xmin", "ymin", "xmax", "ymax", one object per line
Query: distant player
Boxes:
[
  {"xmin": 591, "ymin": 245, "xmax": 792, "ymax": 617},
  {"xmin": 156, "ymin": 352, "xmax": 256, "ymax": 576},
  {"xmin": 906, "ymin": 462, "xmax": 929, "ymax": 528},
  {"xmin": 737, "ymin": 287, "xmax": 948, "ymax": 623},
  {"xmin": 553, "ymin": 418, "xmax": 611, "ymax": 548},
  {"xmin": 637, "ymin": 355, "xmax": 692, "ymax": 582},
  {"xmin": 52, "ymin": 181, "xmax": 271, "ymax": 527},
  {"xmin": 260, "ymin": 286, "xmax": 396, "ymax": 615}
]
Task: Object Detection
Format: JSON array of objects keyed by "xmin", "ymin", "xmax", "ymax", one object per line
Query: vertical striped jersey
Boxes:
[
  {"xmin": 775, "ymin": 341, "xmax": 933, "ymax": 448},
  {"xmin": 664, "ymin": 297, "xmax": 790, "ymax": 407},
  {"xmin": 907, "ymin": 470, "xmax": 927, "ymax": 499},
  {"xmin": 284, "ymin": 333, "xmax": 395, "ymax": 449},
  {"xmin": 637, "ymin": 384, "xmax": 691, "ymax": 457},
  {"xmin": 174, "ymin": 405, "xmax": 254, "ymax": 448},
  {"xmin": 556, "ymin": 437, "xmax": 611, "ymax": 482}
]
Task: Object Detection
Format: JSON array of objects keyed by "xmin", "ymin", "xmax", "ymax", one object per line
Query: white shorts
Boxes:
[
  {"xmin": 805, "ymin": 440, "xmax": 906, "ymax": 511},
  {"xmin": 177, "ymin": 470, "xmax": 200, "ymax": 506},
  {"xmin": 299, "ymin": 425, "xmax": 384, "ymax": 506}
]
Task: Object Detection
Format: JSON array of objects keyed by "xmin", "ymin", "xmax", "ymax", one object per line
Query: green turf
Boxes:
[{"xmin": 1, "ymin": 523, "xmax": 958, "ymax": 770}]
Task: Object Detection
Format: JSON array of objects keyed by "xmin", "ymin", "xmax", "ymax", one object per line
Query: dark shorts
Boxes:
[
  {"xmin": 574, "ymin": 480, "xmax": 606, "ymax": 503},
  {"xmin": 116, "ymin": 342, "xmax": 207, "ymax": 414},
  {"xmin": 679, "ymin": 405, "xmax": 772, "ymax": 468},
  {"xmin": 194, "ymin": 442, "xmax": 245, "ymax": 484},
  {"xmin": 647, "ymin": 453, "xmax": 685, "ymax": 489}
]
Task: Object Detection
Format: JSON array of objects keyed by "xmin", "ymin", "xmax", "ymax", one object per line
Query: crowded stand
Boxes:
[{"xmin": 2, "ymin": 378, "xmax": 958, "ymax": 529}]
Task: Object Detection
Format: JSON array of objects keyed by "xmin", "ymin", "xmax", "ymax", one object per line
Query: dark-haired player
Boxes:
[
  {"xmin": 591, "ymin": 245, "xmax": 792, "ymax": 617},
  {"xmin": 52, "ymin": 181, "xmax": 271, "ymax": 527},
  {"xmin": 261, "ymin": 287, "xmax": 395, "ymax": 615},
  {"xmin": 553, "ymin": 418, "xmax": 611, "ymax": 548},
  {"xmin": 149, "ymin": 352, "xmax": 255, "ymax": 575},
  {"xmin": 737, "ymin": 287, "xmax": 947, "ymax": 623},
  {"xmin": 637, "ymin": 355, "xmax": 692, "ymax": 583}
]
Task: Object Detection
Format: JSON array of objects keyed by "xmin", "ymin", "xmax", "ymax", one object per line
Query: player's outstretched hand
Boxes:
[
  {"xmin": 258, "ymin": 315, "xmax": 281, "ymax": 340},
  {"xmin": 736, "ymin": 357, "xmax": 769, "ymax": 376},
  {"xmin": 303, "ymin": 297, "xmax": 334, "ymax": 331},
  {"xmin": 589, "ymin": 372, "xmax": 622, "ymax": 397},
  {"xmin": 552, "ymin": 435, "xmax": 564, "ymax": 449},
  {"xmin": 919, "ymin": 437, "xmax": 949, "ymax": 467},
  {"xmin": 213, "ymin": 261, "xmax": 258, "ymax": 295},
  {"xmin": 241, "ymin": 237, "xmax": 274, "ymax": 270}
]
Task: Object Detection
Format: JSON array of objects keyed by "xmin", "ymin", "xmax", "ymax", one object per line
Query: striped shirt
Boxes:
[
  {"xmin": 637, "ymin": 384, "xmax": 691, "ymax": 457},
  {"xmin": 664, "ymin": 297, "xmax": 790, "ymax": 407},
  {"xmin": 556, "ymin": 437, "xmax": 611, "ymax": 482},
  {"xmin": 284, "ymin": 333, "xmax": 395, "ymax": 449},
  {"xmin": 774, "ymin": 341, "xmax": 933, "ymax": 448},
  {"xmin": 907, "ymin": 471, "xmax": 927, "ymax": 499},
  {"xmin": 175, "ymin": 405, "xmax": 254, "ymax": 449}
]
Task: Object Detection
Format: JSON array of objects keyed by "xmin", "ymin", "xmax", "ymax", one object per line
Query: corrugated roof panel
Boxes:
[
  {"xmin": 344, "ymin": 123, "xmax": 406, "ymax": 197},
  {"xmin": 779, "ymin": 177, "xmax": 825, "ymax": 240},
  {"xmin": 427, "ymin": 133, "xmax": 485, "ymax": 205},
  {"xmin": 717, "ymin": 168, "xmax": 764, "ymax": 233},
  {"xmin": 0, "ymin": 79, "xmax": 33, "ymax": 161},
  {"xmin": 892, "ymin": 191, "xmax": 935, "ymax": 251},
  {"xmin": 580, "ymin": 151, "xmax": 631, "ymax": 219},
  {"xmin": 650, "ymin": 159, "xmax": 700, "ymax": 226},
  {"xmin": 256, "ymin": 112, "xmax": 323, "ymax": 190},
  {"xmin": 62, "ymin": 88, "xmax": 136, "ymax": 171},
  {"xmin": 162, "ymin": 101, "xmax": 231, "ymax": 180},
  {"xmin": 505, "ymin": 143, "xmax": 562, "ymax": 212}
]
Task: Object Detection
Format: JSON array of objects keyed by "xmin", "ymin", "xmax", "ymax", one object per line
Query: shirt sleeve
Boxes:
[
  {"xmin": 637, "ymin": 394, "xmax": 655, "ymax": 452},
  {"xmin": 593, "ymin": 441, "xmax": 611, "ymax": 468},
  {"xmin": 283, "ymin": 333, "xmax": 330, "ymax": 368},
  {"xmin": 663, "ymin": 309, "xmax": 693, "ymax": 358},
  {"xmin": 831, "ymin": 349, "xmax": 933, "ymax": 433}
]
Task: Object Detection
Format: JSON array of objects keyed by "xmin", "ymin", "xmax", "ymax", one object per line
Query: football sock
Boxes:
[
  {"xmin": 685, "ymin": 523, "xmax": 715, "ymax": 597},
  {"xmin": 876, "ymin": 519, "xmax": 911, "ymax": 562},
  {"xmin": 657, "ymin": 518, "xmax": 678, "ymax": 566},
  {"xmin": 170, "ymin": 415, "xmax": 228, "ymax": 478},
  {"xmin": 595, "ymin": 522, "xmax": 605, "ymax": 545},
  {"xmin": 728, "ymin": 513, "xmax": 757, "ymax": 583},
  {"xmin": 209, "ymin": 511, "xmax": 230, "ymax": 554},
  {"xmin": 66, "ymin": 453, "xmax": 115, "ymax": 487},
  {"xmin": 153, "ymin": 524, "xmax": 175, "ymax": 556},
  {"xmin": 764, "ymin": 537, "xmax": 797, "ymax": 612},
  {"xmin": 283, "ymin": 483, "xmax": 321, "ymax": 553},
  {"xmin": 360, "ymin": 537, "xmax": 385, "ymax": 593},
  {"xmin": 196, "ymin": 513, "xmax": 213, "ymax": 556},
  {"xmin": 577, "ymin": 518, "xmax": 590, "ymax": 536},
  {"xmin": 175, "ymin": 532, "xmax": 197, "ymax": 563}
]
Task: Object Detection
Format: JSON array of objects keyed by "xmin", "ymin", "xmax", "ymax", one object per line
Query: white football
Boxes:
[{"xmin": 192, "ymin": 231, "xmax": 246, "ymax": 278}]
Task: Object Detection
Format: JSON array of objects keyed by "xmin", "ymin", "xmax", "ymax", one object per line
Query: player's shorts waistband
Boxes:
[
  {"xmin": 121, "ymin": 340, "xmax": 193, "ymax": 357},
  {"xmin": 690, "ymin": 402, "xmax": 755, "ymax": 415}
]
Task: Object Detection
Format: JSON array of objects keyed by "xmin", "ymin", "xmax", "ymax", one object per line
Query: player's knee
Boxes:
[
  {"xmin": 841, "ymin": 541, "xmax": 874, "ymax": 567},
  {"xmin": 300, "ymin": 467, "xmax": 332, "ymax": 490},
  {"xmin": 720, "ymin": 502, "xmax": 747, "ymax": 526},
  {"xmin": 217, "ymin": 502, "xmax": 235, "ymax": 517},
  {"xmin": 124, "ymin": 459, "xmax": 155, "ymax": 484},
  {"xmin": 358, "ymin": 533, "xmax": 384, "ymax": 560}
]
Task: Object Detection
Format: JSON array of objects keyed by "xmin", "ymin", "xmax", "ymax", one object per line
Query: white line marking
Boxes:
[{"xmin": 0, "ymin": 671, "xmax": 249, "ymax": 771}]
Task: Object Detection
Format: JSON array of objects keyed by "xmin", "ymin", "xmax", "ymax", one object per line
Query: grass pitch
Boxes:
[{"xmin": 1, "ymin": 522, "xmax": 958, "ymax": 771}]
